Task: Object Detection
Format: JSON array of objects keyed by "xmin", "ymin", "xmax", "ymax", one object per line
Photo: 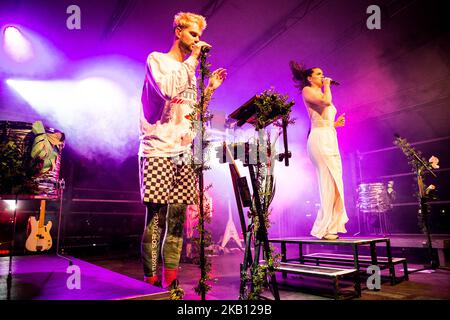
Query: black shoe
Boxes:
[{"xmin": 153, "ymin": 280, "xmax": 162, "ymax": 288}]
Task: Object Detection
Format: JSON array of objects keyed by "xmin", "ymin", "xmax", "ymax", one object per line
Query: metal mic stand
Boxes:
[
  {"xmin": 276, "ymin": 118, "xmax": 292, "ymax": 166},
  {"xmin": 56, "ymin": 179, "xmax": 72, "ymax": 265},
  {"xmin": 197, "ymin": 50, "xmax": 208, "ymax": 300}
]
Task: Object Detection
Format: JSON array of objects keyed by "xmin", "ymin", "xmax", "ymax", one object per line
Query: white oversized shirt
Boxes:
[{"xmin": 139, "ymin": 52, "xmax": 198, "ymax": 157}]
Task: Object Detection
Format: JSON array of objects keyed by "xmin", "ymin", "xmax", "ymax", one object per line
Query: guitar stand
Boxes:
[{"xmin": 4, "ymin": 179, "xmax": 71, "ymax": 300}]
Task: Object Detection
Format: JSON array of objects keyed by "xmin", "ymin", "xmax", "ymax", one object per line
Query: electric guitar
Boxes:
[{"xmin": 25, "ymin": 200, "xmax": 53, "ymax": 252}]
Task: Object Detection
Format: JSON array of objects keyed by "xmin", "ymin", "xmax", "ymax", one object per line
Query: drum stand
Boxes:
[{"xmin": 364, "ymin": 211, "xmax": 390, "ymax": 236}]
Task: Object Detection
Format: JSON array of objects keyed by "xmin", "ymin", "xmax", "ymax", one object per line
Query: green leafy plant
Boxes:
[
  {"xmin": 0, "ymin": 138, "xmax": 40, "ymax": 195},
  {"xmin": 188, "ymin": 56, "xmax": 214, "ymax": 299},
  {"xmin": 244, "ymin": 244, "xmax": 281, "ymax": 300},
  {"xmin": 0, "ymin": 121, "xmax": 65, "ymax": 196},
  {"xmin": 394, "ymin": 135, "xmax": 439, "ymax": 233},
  {"xmin": 30, "ymin": 121, "xmax": 64, "ymax": 174},
  {"xmin": 240, "ymin": 133, "xmax": 282, "ymax": 300},
  {"xmin": 169, "ymin": 287, "xmax": 185, "ymax": 300},
  {"xmin": 253, "ymin": 87, "xmax": 295, "ymax": 130},
  {"xmin": 192, "ymin": 185, "xmax": 214, "ymax": 297}
]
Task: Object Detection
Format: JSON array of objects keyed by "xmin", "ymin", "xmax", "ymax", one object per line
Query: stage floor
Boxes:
[
  {"xmin": 1, "ymin": 234, "xmax": 449, "ymax": 300},
  {"xmin": 0, "ymin": 255, "xmax": 169, "ymax": 300},
  {"xmin": 83, "ymin": 249, "xmax": 450, "ymax": 300}
]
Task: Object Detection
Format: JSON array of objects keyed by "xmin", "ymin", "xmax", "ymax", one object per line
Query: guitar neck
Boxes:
[{"xmin": 38, "ymin": 200, "xmax": 46, "ymax": 228}]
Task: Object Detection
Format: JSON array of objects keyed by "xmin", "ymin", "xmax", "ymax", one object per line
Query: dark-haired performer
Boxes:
[
  {"xmin": 289, "ymin": 61, "xmax": 348, "ymax": 240},
  {"xmin": 138, "ymin": 12, "xmax": 226, "ymax": 289}
]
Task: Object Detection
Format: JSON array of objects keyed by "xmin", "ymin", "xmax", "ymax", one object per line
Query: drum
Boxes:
[
  {"xmin": 356, "ymin": 182, "xmax": 392, "ymax": 213},
  {"xmin": 0, "ymin": 120, "xmax": 65, "ymax": 199}
]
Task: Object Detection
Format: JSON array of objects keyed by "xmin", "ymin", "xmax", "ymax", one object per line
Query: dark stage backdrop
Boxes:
[{"xmin": 0, "ymin": 0, "xmax": 449, "ymax": 256}]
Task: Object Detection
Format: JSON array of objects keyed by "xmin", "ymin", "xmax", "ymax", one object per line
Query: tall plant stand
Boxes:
[
  {"xmin": 409, "ymin": 172, "xmax": 449, "ymax": 273},
  {"xmin": 394, "ymin": 135, "xmax": 449, "ymax": 273}
]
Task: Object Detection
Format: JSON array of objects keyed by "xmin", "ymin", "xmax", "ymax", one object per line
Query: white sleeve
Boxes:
[{"xmin": 147, "ymin": 52, "xmax": 198, "ymax": 100}]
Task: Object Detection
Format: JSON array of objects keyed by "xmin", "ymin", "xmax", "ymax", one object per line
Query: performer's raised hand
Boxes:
[
  {"xmin": 207, "ymin": 68, "xmax": 227, "ymax": 91},
  {"xmin": 335, "ymin": 113, "xmax": 346, "ymax": 127},
  {"xmin": 322, "ymin": 77, "xmax": 332, "ymax": 87}
]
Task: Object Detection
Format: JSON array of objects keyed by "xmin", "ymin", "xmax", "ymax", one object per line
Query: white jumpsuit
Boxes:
[{"xmin": 307, "ymin": 104, "xmax": 349, "ymax": 239}]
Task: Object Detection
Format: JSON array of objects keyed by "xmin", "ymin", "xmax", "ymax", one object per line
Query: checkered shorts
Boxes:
[{"xmin": 139, "ymin": 153, "xmax": 197, "ymax": 204}]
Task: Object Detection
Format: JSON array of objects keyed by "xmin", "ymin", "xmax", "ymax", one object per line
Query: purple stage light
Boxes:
[
  {"xmin": 6, "ymin": 69, "xmax": 141, "ymax": 160},
  {"xmin": 1, "ymin": 25, "xmax": 65, "ymax": 76},
  {"xmin": 3, "ymin": 26, "xmax": 34, "ymax": 63}
]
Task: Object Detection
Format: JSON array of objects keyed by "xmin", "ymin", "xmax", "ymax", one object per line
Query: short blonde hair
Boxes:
[{"xmin": 173, "ymin": 12, "xmax": 207, "ymax": 31}]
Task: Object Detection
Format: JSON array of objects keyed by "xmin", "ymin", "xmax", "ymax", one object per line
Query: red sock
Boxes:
[
  {"xmin": 144, "ymin": 275, "xmax": 158, "ymax": 285},
  {"xmin": 163, "ymin": 268, "xmax": 177, "ymax": 288}
]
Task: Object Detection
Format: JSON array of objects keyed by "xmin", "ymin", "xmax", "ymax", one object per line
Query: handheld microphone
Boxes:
[
  {"xmin": 201, "ymin": 46, "xmax": 211, "ymax": 54},
  {"xmin": 331, "ymin": 80, "xmax": 340, "ymax": 86}
]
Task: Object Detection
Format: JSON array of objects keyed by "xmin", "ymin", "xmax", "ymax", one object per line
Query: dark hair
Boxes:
[{"xmin": 289, "ymin": 60, "xmax": 317, "ymax": 90}]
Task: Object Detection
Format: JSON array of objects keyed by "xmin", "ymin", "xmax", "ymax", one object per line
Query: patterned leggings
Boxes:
[{"xmin": 141, "ymin": 203, "xmax": 187, "ymax": 277}]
